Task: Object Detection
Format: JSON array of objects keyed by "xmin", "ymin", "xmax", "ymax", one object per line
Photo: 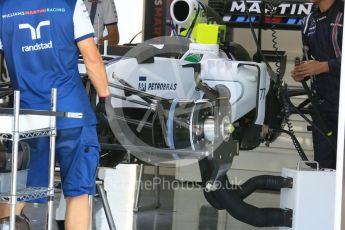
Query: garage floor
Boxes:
[{"xmin": 22, "ymin": 169, "xmax": 280, "ymax": 230}]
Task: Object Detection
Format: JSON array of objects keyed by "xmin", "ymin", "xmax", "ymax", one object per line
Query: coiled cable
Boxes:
[
  {"xmin": 269, "ymin": 4, "xmax": 281, "ymax": 81},
  {"xmin": 267, "ymin": 3, "xmax": 309, "ymax": 161},
  {"xmin": 280, "ymin": 84, "xmax": 310, "ymax": 161}
]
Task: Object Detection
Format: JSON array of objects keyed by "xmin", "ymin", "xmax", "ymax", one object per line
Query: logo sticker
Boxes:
[
  {"xmin": 19, "ymin": 20, "xmax": 50, "ymax": 40},
  {"xmin": 19, "ymin": 20, "xmax": 53, "ymax": 53}
]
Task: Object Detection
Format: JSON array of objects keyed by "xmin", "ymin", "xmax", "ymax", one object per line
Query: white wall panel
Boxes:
[{"xmin": 114, "ymin": 0, "xmax": 143, "ymax": 44}]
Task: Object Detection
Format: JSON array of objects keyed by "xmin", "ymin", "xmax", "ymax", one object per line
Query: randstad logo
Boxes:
[
  {"xmin": 19, "ymin": 20, "xmax": 53, "ymax": 52},
  {"xmin": 19, "ymin": 20, "xmax": 50, "ymax": 40}
]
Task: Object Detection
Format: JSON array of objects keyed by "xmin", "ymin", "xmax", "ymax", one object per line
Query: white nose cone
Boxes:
[{"xmin": 170, "ymin": 0, "xmax": 199, "ymax": 28}]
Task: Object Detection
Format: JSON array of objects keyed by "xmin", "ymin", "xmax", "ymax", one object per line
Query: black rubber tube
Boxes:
[
  {"xmin": 203, "ymin": 177, "xmax": 292, "ymax": 227},
  {"xmin": 198, "ymin": 159, "xmax": 292, "ymax": 227},
  {"xmin": 239, "ymin": 175, "xmax": 292, "ymax": 199},
  {"xmin": 214, "ymin": 188, "xmax": 292, "ymax": 227}
]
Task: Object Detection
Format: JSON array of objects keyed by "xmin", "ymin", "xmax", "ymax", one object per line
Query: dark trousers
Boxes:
[{"xmin": 311, "ymin": 109, "xmax": 338, "ymax": 169}]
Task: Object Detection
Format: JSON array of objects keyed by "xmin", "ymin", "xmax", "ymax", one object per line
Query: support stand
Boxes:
[
  {"xmin": 96, "ymin": 181, "xmax": 117, "ymax": 230},
  {"xmin": 133, "ymin": 164, "xmax": 161, "ymax": 212}
]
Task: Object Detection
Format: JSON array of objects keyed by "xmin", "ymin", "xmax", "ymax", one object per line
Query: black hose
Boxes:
[
  {"xmin": 203, "ymin": 190, "xmax": 225, "ymax": 210},
  {"xmin": 199, "ymin": 159, "xmax": 293, "ymax": 227},
  {"xmin": 214, "ymin": 188, "xmax": 292, "ymax": 227},
  {"xmin": 239, "ymin": 175, "xmax": 292, "ymax": 199}
]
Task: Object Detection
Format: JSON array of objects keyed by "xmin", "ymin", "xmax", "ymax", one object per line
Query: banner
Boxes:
[
  {"xmin": 143, "ymin": 0, "xmax": 173, "ymax": 40},
  {"xmin": 223, "ymin": 0, "xmax": 314, "ymax": 30}
]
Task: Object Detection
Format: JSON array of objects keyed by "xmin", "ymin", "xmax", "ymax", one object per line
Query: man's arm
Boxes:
[
  {"xmin": 99, "ymin": 24, "xmax": 119, "ymax": 45},
  {"xmin": 78, "ymin": 37, "xmax": 110, "ymax": 97},
  {"xmin": 99, "ymin": 0, "xmax": 119, "ymax": 45}
]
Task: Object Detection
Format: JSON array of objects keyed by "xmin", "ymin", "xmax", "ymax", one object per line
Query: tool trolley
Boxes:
[{"xmin": 0, "ymin": 89, "xmax": 82, "ymax": 230}]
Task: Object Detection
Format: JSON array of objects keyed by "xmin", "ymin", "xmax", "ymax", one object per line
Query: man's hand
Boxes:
[
  {"xmin": 96, "ymin": 97, "xmax": 106, "ymax": 114},
  {"xmin": 291, "ymin": 60, "xmax": 329, "ymax": 82},
  {"xmin": 95, "ymin": 97, "xmax": 109, "ymax": 138}
]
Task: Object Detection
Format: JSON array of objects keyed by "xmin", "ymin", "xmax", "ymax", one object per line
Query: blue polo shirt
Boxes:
[{"xmin": 0, "ymin": 0, "xmax": 97, "ymax": 128}]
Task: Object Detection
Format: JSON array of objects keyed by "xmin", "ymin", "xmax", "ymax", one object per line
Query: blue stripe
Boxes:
[
  {"xmin": 236, "ymin": 16, "xmax": 246, "ymax": 22},
  {"xmin": 167, "ymin": 100, "xmax": 178, "ymax": 150},
  {"xmin": 75, "ymin": 33, "xmax": 94, "ymax": 42},
  {"xmin": 247, "ymin": 16, "xmax": 256, "ymax": 22},
  {"xmin": 139, "ymin": 76, "xmax": 147, "ymax": 81},
  {"xmin": 287, "ymin": 18, "xmax": 297, "ymax": 24}
]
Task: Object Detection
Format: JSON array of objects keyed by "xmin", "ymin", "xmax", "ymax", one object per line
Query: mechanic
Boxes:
[
  {"xmin": 291, "ymin": 0, "xmax": 343, "ymax": 169},
  {"xmin": 0, "ymin": 0, "xmax": 110, "ymax": 229},
  {"xmin": 84, "ymin": 0, "xmax": 120, "ymax": 45}
]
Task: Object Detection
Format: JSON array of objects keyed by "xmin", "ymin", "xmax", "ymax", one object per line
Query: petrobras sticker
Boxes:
[
  {"xmin": 138, "ymin": 76, "xmax": 147, "ymax": 91},
  {"xmin": 138, "ymin": 76, "xmax": 177, "ymax": 92},
  {"xmin": 226, "ymin": 0, "xmax": 313, "ymax": 17}
]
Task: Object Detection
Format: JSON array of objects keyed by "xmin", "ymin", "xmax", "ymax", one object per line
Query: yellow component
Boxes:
[
  {"xmin": 192, "ymin": 23, "xmax": 226, "ymax": 45},
  {"xmin": 326, "ymin": 131, "xmax": 333, "ymax": 137},
  {"xmin": 180, "ymin": 29, "xmax": 188, "ymax": 37},
  {"xmin": 227, "ymin": 124, "xmax": 235, "ymax": 134}
]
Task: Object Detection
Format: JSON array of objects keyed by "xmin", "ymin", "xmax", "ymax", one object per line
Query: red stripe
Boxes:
[
  {"xmin": 264, "ymin": 16, "xmax": 283, "ymax": 24},
  {"xmin": 332, "ymin": 13, "xmax": 342, "ymax": 58}
]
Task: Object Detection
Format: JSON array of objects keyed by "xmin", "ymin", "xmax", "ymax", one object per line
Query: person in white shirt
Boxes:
[{"xmin": 84, "ymin": 0, "xmax": 120, "ymax": 45}]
